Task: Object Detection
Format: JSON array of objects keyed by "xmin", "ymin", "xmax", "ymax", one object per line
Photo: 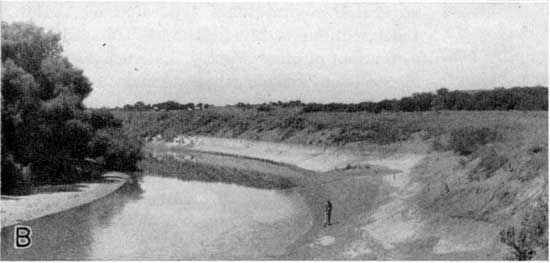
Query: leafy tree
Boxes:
[
  {"xmin": 1, "ymin": 22, "xmax": 141, "ymax": 193},
  {"xmin": 134, "ymin": 101, "xmax": 147, "ymax": 111},
  {"xmin": 89, "ymin": 109, "xmax": 123, "ymax": 129},
  {"xmin": 411, "ymin": 92, "xmax": 436, "ymax": 111},
  {"xmin": 447, "ymin": 91, "xmax": 472, "ymax": 110},
  {"xmin": 88, "ymin": 128, "xmax": 142, "ymax": 171}
]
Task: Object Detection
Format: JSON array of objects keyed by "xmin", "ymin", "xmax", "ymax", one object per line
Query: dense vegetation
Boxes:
[
  {"xmin": 300, "ymin": 86, "xmax": 547, "ymax": 113},
  {"xmin": 231, "ymin": 86, "xmax": 548, "ymax": 113},
  {"xmin": 1, "ymin": 22, "xmax": 142, "ymax": 194},
  {"xmin": 118, "ymin": 100, "xmax": 213, "ymax": 111},
  {"xmin": 115, "ymin": 107, "xmax": 542, "ymax": 148},
  {"xmin": 448, "ymin": 127, "xmax": 501, "ymax": 155},
  {"xmin": 115, "ymin": 86, "xmax": 547, "ymax": 114}
]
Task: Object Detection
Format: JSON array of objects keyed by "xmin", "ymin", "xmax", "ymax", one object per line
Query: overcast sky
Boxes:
[{"xmin": 1, "ymin": 2, "xmax": 548, "ymax": 107}]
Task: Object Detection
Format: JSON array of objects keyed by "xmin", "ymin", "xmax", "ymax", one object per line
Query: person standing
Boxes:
[{"xmin": 324, "ymin": 200, "xmax": 333, "ymax": 227}]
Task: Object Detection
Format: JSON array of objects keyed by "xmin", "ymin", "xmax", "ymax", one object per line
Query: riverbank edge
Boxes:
[
  {"xmin": 143, "ymin": 144, "xmax": 328, "ymax": 257},
  {"xmin": 1, "ymin": 172, "xmax": 129, "ymax": 228},
  {"xmin": 147, "ymin": 137, "xmax": 399, "ymax": 259}
]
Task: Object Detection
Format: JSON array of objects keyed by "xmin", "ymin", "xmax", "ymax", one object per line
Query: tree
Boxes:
[
  {"xmin": 436, "ymin": 88, "xmax": 449, "ymax": 97},
  {"xmin": 410, "ymin": 92, "xmax": 435, "ymax": 111},
  {"xmin": 134, "ymin": 101, "xmax": 147, "ymax": 111},
  {"xmin": 1, "ymin": 22, "xmax": 141, "ymax": 193},
  {"xmin": 398, "ymin": 97, "xmax": 416, "ymax": 112}
]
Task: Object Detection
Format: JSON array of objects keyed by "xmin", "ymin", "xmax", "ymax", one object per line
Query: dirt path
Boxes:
[
  {"xmin": 358, "ymin": 155, "xmax": 426, "ymax": 249},
  {"xmin": 346, "ymin": 154, "xmax": 427, "ymax": 259}
]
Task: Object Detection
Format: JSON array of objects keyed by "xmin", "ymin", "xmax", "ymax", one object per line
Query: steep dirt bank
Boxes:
[
  {"xmin": 148, "ymin": 135, "xmax": 369, "ymax": 172},
  {"xmin": 411, "ymin": 151, "xmax": 548, "ymax": 260},
  {"xmin": 1, "ymin": 172, "xmax": 128, "ymax": 228}
]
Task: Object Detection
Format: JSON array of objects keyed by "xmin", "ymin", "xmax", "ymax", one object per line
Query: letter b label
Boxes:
[{"xmin": 14, "ymin": 225, "xmax": 32, "ymax": 249}]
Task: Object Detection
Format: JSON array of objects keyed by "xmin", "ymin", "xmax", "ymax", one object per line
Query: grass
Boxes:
[{"xmin": 114, "ymin": 108, "xmax": 546, "ymax": 150}]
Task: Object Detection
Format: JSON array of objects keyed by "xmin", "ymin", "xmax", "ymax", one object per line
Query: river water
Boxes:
[{"xmin": 1, "ymin": 175, "xmax": 312, "ymax": 260}]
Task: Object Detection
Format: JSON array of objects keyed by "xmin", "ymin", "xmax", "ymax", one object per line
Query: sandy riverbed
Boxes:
[
  {"xmin": 1, "ymin": 172, "xmax": 129, "ymax": 228},
  {"xmin": 151, "ymin": 135, "xmax": 504, "ymax": 260}
]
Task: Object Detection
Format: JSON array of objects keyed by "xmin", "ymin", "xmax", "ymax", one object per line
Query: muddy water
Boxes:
[{"xmin": 1, "ymin": 175, "xmax": 312, "ymax": 260}]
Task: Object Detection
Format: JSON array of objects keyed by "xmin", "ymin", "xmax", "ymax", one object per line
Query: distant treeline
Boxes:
[
  {"xmin": 117, "ymin": 101, "xmax": 213, "ymax": 111},
  {"xmin": 117, "ymin": 87, "xmax": 547, "ymax": 114},
  {"xmin": 233, "ymin": 87, "xmax": 547, "ymax": 113},
  {"xmin": 235, "ymin": 100, "xmax": 305, "ymax": 110},
  {"xmin": 302, "ymin": 87, "xmax": 548, "ymax": 113}
]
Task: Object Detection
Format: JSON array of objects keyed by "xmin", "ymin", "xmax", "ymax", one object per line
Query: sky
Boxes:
[{"xmin": 1, "ymin": 2, "xmax": 548, "ymax": 107}]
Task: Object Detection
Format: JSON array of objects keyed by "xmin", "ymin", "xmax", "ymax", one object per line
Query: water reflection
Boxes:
[
  {"xmin": 1, "ymin": 179, "xmax": 144, "ymax": 260},
  {"xmin": 1, "ymin": 175, "xmax": 311, "ymax": 260}
]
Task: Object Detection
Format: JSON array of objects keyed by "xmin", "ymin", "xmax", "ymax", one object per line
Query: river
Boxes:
[{"xmin": 1, "ymin": 175, "xmax": 312, "ymax": 260}]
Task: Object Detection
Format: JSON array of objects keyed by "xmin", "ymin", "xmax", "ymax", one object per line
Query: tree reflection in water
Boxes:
[{"xmin": 0, "ymin": 178, "xmax": 144, "ymax": 260}]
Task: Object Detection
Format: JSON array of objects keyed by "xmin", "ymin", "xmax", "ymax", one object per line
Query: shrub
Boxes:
[
  {"xmin": 0, "ymin": 155, "xmax": 31, "ymax": 195},
  {"xmin": 256, "ymin": 104, "xmax": 273, "ymax": 112},
  {"xmin": 280, "ymin": 116, "xmax": 307, "ymax": 129},
  {"xmin": 500, "ymin": 199, "xmax": 548, "ymax": 260},
  {"xmin": 89, "ymin": 129, "xmax": 143, "ymax": 171},
  {"xmin": 449, "ymin": 127, "xmax": 500, "ymax": 155},
  {"xmin": 528, "ymin": 145, "xmax": 544, "ymax": 154},
  {"xmin": 236, "ymin": 102, "xmax": 253, "ymax": 109},
  {"xmin": 500, "ymin": 226, "xmax": 536, "ymax": 260},
  {"xmin": 468, "ymin": 147, "xmax": 508, "ymax": 181}
]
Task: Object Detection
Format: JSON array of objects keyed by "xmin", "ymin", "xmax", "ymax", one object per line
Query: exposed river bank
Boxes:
[
  {"xmin": 147, "ymin": 135, "xmax": 506, "ymax": 260},
  {"xmin": 1, "ymin": 172, "xmax": 128, "ymax": 228}
]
